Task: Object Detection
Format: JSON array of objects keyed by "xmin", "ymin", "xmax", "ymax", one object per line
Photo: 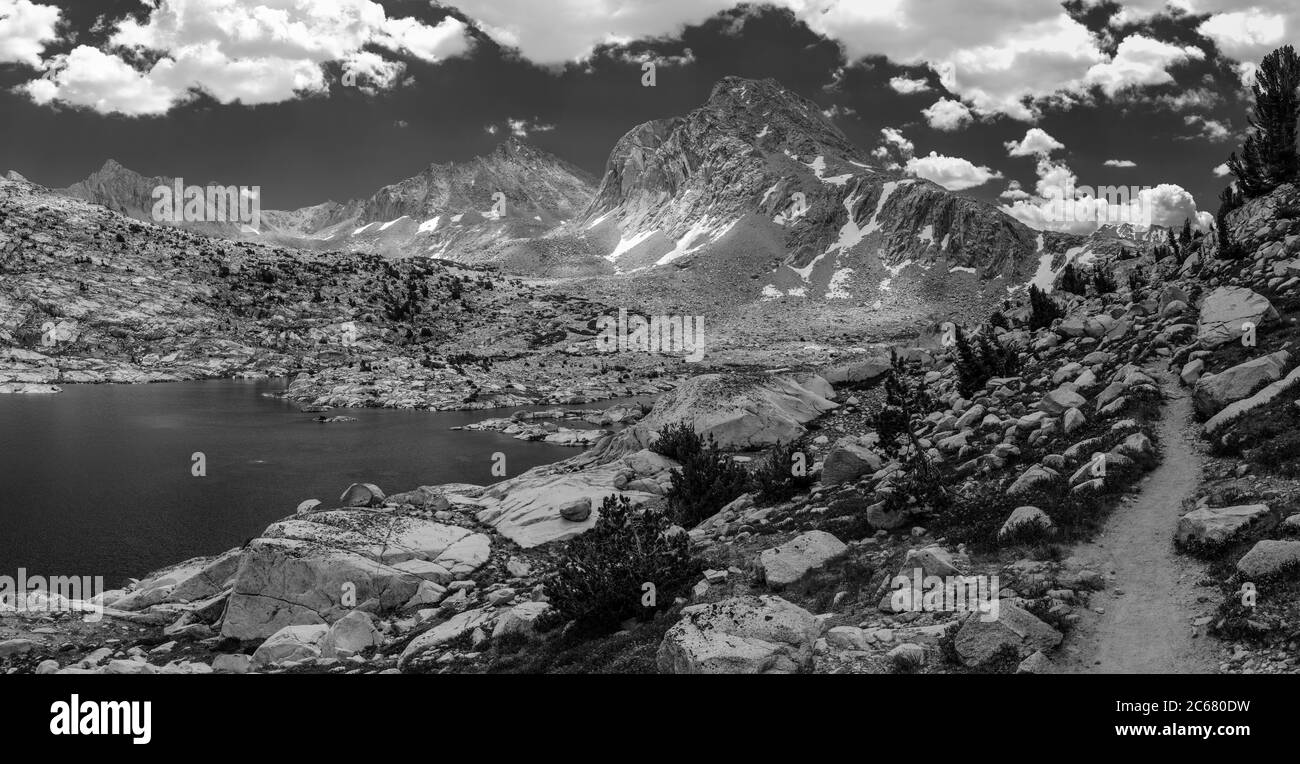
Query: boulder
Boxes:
[
  {"xmin": 1205, "ymin": 365, "xmax": 1300, "ymax": 437},
  {"xmin": 339, "ymin": 483, "xmax": 385, "ymax": 507},
  {"xmin": 1193, "ymin": 351, "xmax": 1291, "ymax": 417},
  {"xmin": 821, "ymin": 437, "xmax": 882, "ymax": 485},
  {"xmin": 1175, "ymin": 505, "xmax": 1271, "ymax": 548},
  {"xmin": 1037, "ymin": 385, "xmax": 1086, "ymax": 414},
  {"xmin": 319, "ymin": 610, "xmax": 381, "ymax": 658},
  {"xmin": 656, "ymin": 596, "xmax": 821, "ymax": 674},
  {"xmin": 1236, "ymin": 540, "xmax": 1300, "ymax": 580},
  {"xmin": 491, "ymin": 601, "xmax": 552, "ymax": 639},
  {"xmin": 999, "ymin": 506, "xmax": 1054, "ymax": 541},
  {"xmin": 952, "ymin": 602, "xmax": 1062, "ymax": 667},
  {"xmin": 1197, "ymin": 286, "xmax": 1277, "ymax": 347},
  {"xmin": 759, "ymin": 531, "xmax": 847, "ymax": 587},
  {"xmin": 252, "ymin": 624, "xmax": 329, "ymax": 666}
]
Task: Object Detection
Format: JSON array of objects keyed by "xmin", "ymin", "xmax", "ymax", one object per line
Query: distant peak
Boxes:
[{"xmin": 5, "ymin": 170, "xmax": 28, "ymax": 182}]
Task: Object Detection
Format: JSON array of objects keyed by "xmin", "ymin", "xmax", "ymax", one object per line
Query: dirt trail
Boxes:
[{"xmin": 1058, "ymin": 367, "xmax": 1220, "ymax": 674}]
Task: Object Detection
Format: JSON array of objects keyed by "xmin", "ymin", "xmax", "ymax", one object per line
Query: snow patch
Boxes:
[
  {"xmin": 418, "ymin": 216, "xmax": 441, "ymax": 233},
  {"xmin": 379, "ymin": 216, "xmax": 408, "ymax": 231},
  {"xmin": 607, "ymin": 229, "xmax": 658, "ymax": 262},
  {"xmin": 825, "ymin": 268, "xmax": 855, "ymax": 299}
]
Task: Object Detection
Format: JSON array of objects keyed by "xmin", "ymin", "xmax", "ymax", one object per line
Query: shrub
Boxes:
[
  {"xmin": 754, "ymin": 440, "xmax": 813, "ymax": 503},
  {"xmin": 543, "ymin": 494, "xmax": 699, "ymax": 636},
  {"xmin": 665, "ymin": 433, "xmax": 751, "ymax": 527},
  {"xmin": 1059, "ymin": 263, "xmax": 1088, "ymax": 295},
  {"xmin": 650, "ymin": 422, "xmax": 704, "ymax": 463}
]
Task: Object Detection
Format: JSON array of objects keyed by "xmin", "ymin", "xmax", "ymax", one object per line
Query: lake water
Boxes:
[{"xmin": 0, "ymin": 379, "xmax": 639, "ymax": 587}]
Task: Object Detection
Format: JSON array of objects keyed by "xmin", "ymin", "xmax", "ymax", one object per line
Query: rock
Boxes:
[
  {"xmin": 1037, "ymin": 385, "xmax": 1086, "ymax": 414},
  {"xmin": 491, "ymin": 601, "xmax": 552, "ymax": 639},
  {"xmin": 252, "ymin": 624, "xmax": 330, "ymax": 666},
  {"xmin": 635, "ymin": 373, "xmax": 838, "ymax": 450},
  {"xmin": 1016, "ymin": 650, "xmax": 1055, "ymax": 674},
  {"xmin": 339, "ymin": 483, "xmax": 385, "ymax": 507},
  {"xmin": 558, "ymin": 496, "xmax": 593, "ymax": 522},
  {"xmin": 1206, "ymin": 365, "xmax": 1300, "ymax": 437},
  {"xmin": 1180, "ymin": 359, "xmax": 1205, "ymax": 386},
  {"xmin": 1008, "ymin": 465, "xmax": 1059, "ymax": 496},
  {"xmin": 220, "ymin": 512, "xmax": 490, "ymax": 641},
  {"xmin": 319, "ymin": 610, "xmax": 381, "ymax": 658},
  {"xmin": 0, "ymin": 638, "xmax": 35, "ymax": 658},
  {"xmin": 1063, "ymin": 407, "xmax": 1086, "ymax": 434},
  {"xmin": 821, "ymin": 437, "xmax": 882, "ymax": 485},
  {"xmin": 656, "ymin": 595, "xmax": 821, "ymax": 674},
  {"xmin": 399, "ymin": 607, "xmax": 498, "ymax": 668},
  {"xmin": 999, "ymin": 506, "xmax": 1054, "ymax": 541},
  {"xmin": 1193, "ymin": 351, "xmax": 1291, "ymax": 417},
  {"xmin": 1236, "ymin": 540, "xmax": 1300, "ymax": 580},
  {"xmin": 759, "ymin": 531, "xmax": 847, "ymax": 587},
  {"xmin": 952, "ymin": 602, "xmax": 1062, "ymax": 667},
  {"xmin": 1197, "ymin": 286, "xmax": 1278, "ymax": 347},
  {"xmin": 211, "ymin": 653, "xmax": 252, "ymax": 674},
  {"xmin": 1175, "ymin": 505, "xmax": 1271, "ymax": 548},
  {"xmin": 296, "ymin": 499, "xmax": 321, "ymax": 515},
  {"xmin": 475, "ymin": 464, "xmax": 658, "ymax": 547}
]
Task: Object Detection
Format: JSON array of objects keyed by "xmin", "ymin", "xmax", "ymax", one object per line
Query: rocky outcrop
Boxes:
[
  {"xmin": 220, "ymin": 510, "xmax": 490, "ymax": 641},
  {"xmin": 656, "ymin": 595, "xmax": 822, "ymax": 674},
  {"xmin": 635, "ymin": 373, "xmax": 837, "ymax": 450}
]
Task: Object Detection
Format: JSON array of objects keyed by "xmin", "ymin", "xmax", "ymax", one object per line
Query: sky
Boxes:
[{"xmin": 0, "ymin": 0, "xmax": 1290, "ymax": 232}]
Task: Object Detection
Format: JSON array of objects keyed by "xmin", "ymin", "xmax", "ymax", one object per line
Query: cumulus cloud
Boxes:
[
  {"xmin": 1082, "ymin": 34, "xmax": 1203, "ymax": 97},
  {"xmin": 500, "ymin": 117, "xmax": 555, "ymax": 138},
  {"xmin": 921, "ymin": 98, "xmax": 972, "ymax": 131},
  {"xmin": 871, "ymin": 126, "xmax": 914, "ymax": 170},
  {"xmin": 0, "ymin": 0, "xmax": 59, "ymax": 66},
  {"xmin": 1004, "ymin": 127, "xmax": 1065, "ymax": 157},
  {"xmin": 1001, "ymin": 151, "xmax": 1211, "ymax": 234},
  {"xmin": 905, "ymin": 151, "xmax": 1002, "ymax": 191},
  {"xmin": 21, "ymin": 0, "xmax": 472, "ymax": 115},
  {"xmin": 1184, "ymin": 114, "xmax": 1231, "ymax": 141},
  {"xmin": 888, "ymin": 75, "xmax": 931, "ymax": 94},
  {"xmin": 1104, "ymin": 159, "xmax": 1137, "ymax": 168},
  {"xmin": 1213, "ymin": 162, "xmax": 1231, "ymax": 177},
  {"xmin": 446, "ymin": 1, "xmax": 1209, "ymax": 120}
]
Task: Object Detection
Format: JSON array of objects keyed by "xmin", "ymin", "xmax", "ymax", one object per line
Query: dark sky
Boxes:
[{"xmin": 0, "ymin": 0, "xmax": 1256, "ymax": 219}]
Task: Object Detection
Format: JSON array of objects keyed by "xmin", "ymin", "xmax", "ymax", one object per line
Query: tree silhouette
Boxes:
[{"xmin": 1228, "ymin": 45, "xmax": 1300, "ymax": 198}]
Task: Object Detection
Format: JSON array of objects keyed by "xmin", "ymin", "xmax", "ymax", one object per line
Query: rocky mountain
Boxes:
[
  {"xmin": 54, "ymin": 139, "xmax": 599, "ymax": 261},
  {"xmin": 521, "ymin": 77, "xmax": 1051, "ymax": 313}
]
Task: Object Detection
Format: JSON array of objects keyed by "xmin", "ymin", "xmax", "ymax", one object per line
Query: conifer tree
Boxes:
[{"xmin": 1228, "ymin": 45, "xmax": 1300, "ymax": 198}]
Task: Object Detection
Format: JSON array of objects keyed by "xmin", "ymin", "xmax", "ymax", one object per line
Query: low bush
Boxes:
[{"xmin": 543, "ymin": 494, "xmax": 700, "ymax": 637}]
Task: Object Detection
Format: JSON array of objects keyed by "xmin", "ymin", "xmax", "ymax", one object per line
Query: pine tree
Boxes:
[
  {"xmin": 1028, "ymin": 284, "xmax": 1064, "ymax": 330},
  {"xmin": 1228, "ymin": 45, "xmax": 1300, "ymax": 198},
  {"xmin": 1180, "ymin": 217, "xmax": 1193, "ymax": 248},
  {"xmin": 1059, "ymin": 263, "xmax": 1087, "ymax": 295}
]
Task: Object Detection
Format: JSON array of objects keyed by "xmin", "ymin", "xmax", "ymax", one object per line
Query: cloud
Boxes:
[
  {"xmin": 445, "ymin": 1, "xmax": 1205, "ymax": 120},
  {"xmin": 905, "ymin": 151, "xmax": 1002, "ymax": 191},
  {"xmin": 1001, "ymin": 151, "xmax": 1212, "ymax": 234},
  {"xmin": 1197, "ymin": 8, "xmax": 1287, "ymax": 63},
  {"xmin": 999, "ymin": 179, "xmax": 1030, "ymax": 201},
  {"xmin": 502, "ymin": 117, "xmax": 555, "ymax": 138},
  {"xmin": 1183, "ymin": 114, "xmax": 1231, "ymax": 142},
  {"xmin": 888, "ymin": 75, "xmax": 931, "ymax": 94},
  {"xmin": 871, "ymin": 126, "xmax": 914, "ymax": 170},
  {"xmin": 1081, "ymin": 34, "xmax": 1203, "ymax": 97},
  {"xmin": 1104, "ymin": 159, "xmax": 1137, "ymax": 168},
  {"xmin": 21, "ymin": 0, "xmax": 472, "ymax": 115},
  {"xmin": 1004, "ymin": 127, "xmax": 1064, "ymax": 157},
  {"xmin": 921, "ymin": 98, "xmax": 972, "ymax": 131},
  {"xmin": 1213, "ymin": 162, "xmax": 1231, "ymax": 177},
  {"xmin": 0, "ymin": 0, "xmax": 59, "ymax": 66}
]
